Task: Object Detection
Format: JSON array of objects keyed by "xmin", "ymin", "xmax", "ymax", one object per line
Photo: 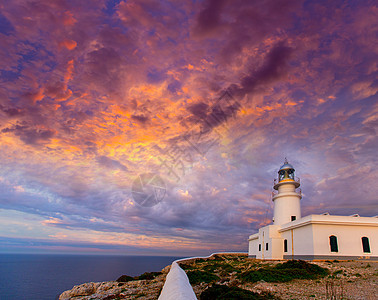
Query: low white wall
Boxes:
[
  {"xmin": 158, "ymin": 261, "xmax": 197, "ymax": 300},
  {"xmin": 158, "ymin": 252, "xmax": 247, "ymax": 300}
]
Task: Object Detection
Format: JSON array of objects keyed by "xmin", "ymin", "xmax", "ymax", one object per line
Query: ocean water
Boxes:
[{"xmin": 0, "ymin": 254, "xmax": 181, "ymax": 300}]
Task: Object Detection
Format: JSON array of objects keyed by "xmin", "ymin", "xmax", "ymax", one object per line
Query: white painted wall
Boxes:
[
  {"xmin": 280, "ymin": 223, "xmax": 313, "ymax": 257},
  {"xmin": 273, "ymin": 181, "xmax": 301, "ymax": 226},
  {"xmin": 312, "ymin": 223, "xmax": 377, "ymax": 257},
  {"xmin": 250, "ymin": 225, "xmax": 283, "ymax": 259},
  {"xmin": 279, "ymin": 215, "xmax": 378, "ymax": 258},
  {"xmin": 249, "ymin": 214, "xmax": 378, "ymax": 260},
  {"xmin": 248, "ymin": 234, "xmax": 258, "ymax": 257}
]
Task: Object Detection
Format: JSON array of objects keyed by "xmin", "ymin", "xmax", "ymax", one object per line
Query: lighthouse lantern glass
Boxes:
[{"xmin": 288, "ymin": 169, "xmax": 295, "ymax": 180}]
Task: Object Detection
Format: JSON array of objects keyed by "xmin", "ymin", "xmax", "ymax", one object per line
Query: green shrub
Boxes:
[
  {"xmin": 187, "ymin": 270, "xmax": 220, "ymax": 284},
  {"xmin": 179, "ymin": 263, "xmax": 195, "ymax": 270},
  {"xmin": 136, "ymin": 271, "xmax": 162, "ymax": 280},
  {"xmin": 238, "ymin": 260, "xmax": 329, "ymax": 283},
  {"xmin": 116, "ymin": 275, "xmax": 135, "ymax": 282},
  {"xmin": 200, "ymin": 284, "xmax": 275, "ymax": 300}
]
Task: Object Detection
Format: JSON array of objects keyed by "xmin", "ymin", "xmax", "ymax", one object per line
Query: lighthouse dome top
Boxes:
[
  {"xmin": 279, "ymin": 162, "xmax": 294, "ymax": 171},
  {"xmin": 279, "ymin": 158, "xmax": 294, "ymax": 171}
]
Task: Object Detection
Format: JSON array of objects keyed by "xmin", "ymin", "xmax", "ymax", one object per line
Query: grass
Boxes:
[
  {"xmin": 116, "ymin": 271, "xmax": 162, "ymax": 282},
  {"xmin": 238, "ymin": 260, "xmax": 329, "ymax": 283},
  {"xmin": 136, "ymin": 271, "xmax": 162, "ymax": 280},
  {"xmin": 180, "ymin": 263, "xmax": 196, "ymax": 270},
  {"xmin": 199, "ymin": 284, "xmax": 276, "ymax": 300},
  {"xmin": 116, "ymin": 275, "xmax": 135, "ymax": 282},
  {"xmin": 187, "ymin": 270, "xmax": 220, "ymax": 284}
]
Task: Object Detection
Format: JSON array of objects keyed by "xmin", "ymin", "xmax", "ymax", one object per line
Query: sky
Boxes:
[{"xmin": 0, "ymin": 0, "xmax": 377, "ymax": 256}]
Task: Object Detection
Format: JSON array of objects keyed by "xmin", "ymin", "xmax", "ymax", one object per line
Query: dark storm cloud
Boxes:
[
  {"xmin": 131, "ymin": 114, "xmax": 149, "ymax": 124},
  {"xmin": 1, "ymin": 124, "xmax": 55, "ymax": 145},
  {"xmin": 0, "ymin": 104, "xmax": 23, "ymax": 117},
  {"xmin": 231, "ymin": 41, "xmax": 294, "ymax": 99},
  {"xmin": 82, "ymin": 47, "xmax": 123, "ymax": 93},
  {"xmin": 96, "ymin": 155, "xmax": 129, "ymax": 172},
  {"xmin": 194, "ymin": 0, "xmax": 226, "ymax": 35},
  {"xmin": 187, "ymin": 102, "xmax": 209, "ymax": 120}
]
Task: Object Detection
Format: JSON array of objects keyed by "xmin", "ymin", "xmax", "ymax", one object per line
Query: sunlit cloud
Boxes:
[{"xmin": 0, "ymin": 0, "xmax": 377, "ymax": 255}]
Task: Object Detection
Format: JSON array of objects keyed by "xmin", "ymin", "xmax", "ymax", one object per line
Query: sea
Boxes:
[{"xmin": 0, "ymin": 254, "xmax": 182, "ymax": 300}]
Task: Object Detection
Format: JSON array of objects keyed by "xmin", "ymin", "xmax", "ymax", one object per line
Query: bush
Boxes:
[
  {"xmin": 187, "ymin": 270, "xmax": 220, "ymax": 284},
  {"xmin": 136, "ymin": 271, "xmax": 162, "ymax": 280},
  {"xmin": 116, "ymin": 275, "xmax": 135, "ymax": 282},
  {"xmin": 238, "ymin": 260, "xmax": 329, "ymax": 283},
  {"xmin": 179, "ymin": 263, "xmax": 195, "ymax": 270},
  {"xmin": 200, "ymin": 284, "xmax": 275, "ymax": 300}
]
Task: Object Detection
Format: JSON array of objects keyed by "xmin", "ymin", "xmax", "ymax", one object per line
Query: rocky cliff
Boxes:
[{"xmin": 59, "ymin": 254, "xmax": 377, "ymax": 299}]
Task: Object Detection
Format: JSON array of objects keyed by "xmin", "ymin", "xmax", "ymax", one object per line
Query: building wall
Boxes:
[
  {"xmin": 280, "ymin": 223, "xmax": 314, "ymax": 258},
  {"xmin": 273, "ymin": 196, "xmax": 301, "ymax": 226},
  {"xmin": 249, "ymin": 225, "xmax": 283, "ymax": 259},
  {"xmin": 249, "ymin": 214, "xmax": 378, "ymax": 260},
  {"xmin": 248, "ymin": 234, "xmax": 258, "ymax": 257},
  {"xmin": 312, "ymin": 223, "xmax": 377, "ymax": 258}
]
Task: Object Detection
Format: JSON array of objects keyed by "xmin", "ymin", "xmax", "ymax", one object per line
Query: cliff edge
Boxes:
[{"xmin": 59, "ymin": 254, "xmax": 377, "ymax": 299}]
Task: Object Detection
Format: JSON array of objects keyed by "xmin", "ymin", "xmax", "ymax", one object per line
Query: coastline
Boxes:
[{"xmin": 58, "ymin": 253, "xmax": 378, "ymax": 299}]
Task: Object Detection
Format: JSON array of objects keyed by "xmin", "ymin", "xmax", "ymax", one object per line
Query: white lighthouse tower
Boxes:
[{"xmin": 272, "ymin": 159, "xmax": 302, "ymax": 226}]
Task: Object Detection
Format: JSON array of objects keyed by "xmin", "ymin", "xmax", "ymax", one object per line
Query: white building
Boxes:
[{"xmin": 248, "ymin": 160, "xmax": 378, "ymax": 260}]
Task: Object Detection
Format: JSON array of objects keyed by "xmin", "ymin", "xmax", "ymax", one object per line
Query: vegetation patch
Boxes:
[
  {"xmin": 116, "ymin": 271, "xmax": 162, "ymax": 282},
  {"xmin": 116, "ymin": 275, "xmax": 135, "ymax": 282},
  {"xmin": 238, "ymin": 260, "xmax": 329, "ymax": 283},
  {"xmin": 187, "ymin": 270, "xmax": 220, "ymax": 284},
  {"xmin": 136, "ymin": 271, "xmax": 162, "ymax": 280},
  {"xmin": 179, "ymin": 263, "xmax": 196, "ymax": 270},
  {"xmin": 199, "ymin": 284, "xmax": 276, "ymax": 300}
]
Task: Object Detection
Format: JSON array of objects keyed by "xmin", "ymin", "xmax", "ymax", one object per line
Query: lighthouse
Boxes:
[
  {"xmin": 249, "ymin": 159, "xmax": 378, "ymax": 260},
  {"xmin": 272, "ymin": 159, "xmax": 302, "ymax": 226}
]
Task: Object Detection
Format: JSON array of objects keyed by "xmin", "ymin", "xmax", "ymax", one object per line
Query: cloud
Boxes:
[
  {"xmin": 231, "ymin": 41, "xmax": 294, "ymax": 99},
  {"xmin": 96, "ymin": 155, "xmax": 129, "ymax": 172},
  {"xmin": 0, "ymin": 0, "xmax": 377, "ymax": 255},
  {"xmin": 59, "ymin": 39, "xmax": 77, "ymax": 50},
  {"xmin": 1, "ymin": 124, "xmax": 55, "ymax": 145},
  {"xmin": 194, "ymin": 0, "xmax": 226, "ymax": 36}
]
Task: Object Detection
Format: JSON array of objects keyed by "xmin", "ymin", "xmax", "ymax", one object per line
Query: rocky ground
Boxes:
[{"xmin": 59, "ymin": 254, "xmax": 377, "ymax": 299}]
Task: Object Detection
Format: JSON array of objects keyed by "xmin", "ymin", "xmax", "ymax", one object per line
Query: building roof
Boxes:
[{"xmin": 279, "ymin": 214, "xmax": 378, "ymax": 232}]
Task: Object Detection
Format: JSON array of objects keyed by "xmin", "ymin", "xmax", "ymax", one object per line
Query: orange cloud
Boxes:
[
  {"xmin": 59, "ymin": 39, "xmax": 77, "ymax": 50},
  {"xmin": 62, "ymin": 11, "xmax": 77, "ymax": 26},
  {"xmin": 30, "ymin": 88, "xmax": 45, "ymax": 104},
  {"xmin": 64, "ymin": 59, "xmax": 74, "ymax": 82}
]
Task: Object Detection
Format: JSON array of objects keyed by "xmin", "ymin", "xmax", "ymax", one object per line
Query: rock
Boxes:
[{"xmin": 59, "ymin": 282, "xmax": 100, "ymax": 299}]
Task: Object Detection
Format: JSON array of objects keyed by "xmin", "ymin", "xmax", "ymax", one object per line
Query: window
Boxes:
[
  {"xmin": 362, "ymin": 237, "xmax": 370, "ymax": 253},
  {"xmin": 291, "ymin": 216, "xmax": 296, "ymax": 221},
  {"xmin": 258, "ymin": 244, "xmax": 261, "ymax": 251},
  {"xmin": 284, "ymin": 239, "xmax": 288, "ymax": 252},
  {"xmin": 329, "ymin": 235, "xmax": 338, "ymax": 252},
  {"xmin": 266, "ymin": 243, "xmax": 269, "ymax": 251}
]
